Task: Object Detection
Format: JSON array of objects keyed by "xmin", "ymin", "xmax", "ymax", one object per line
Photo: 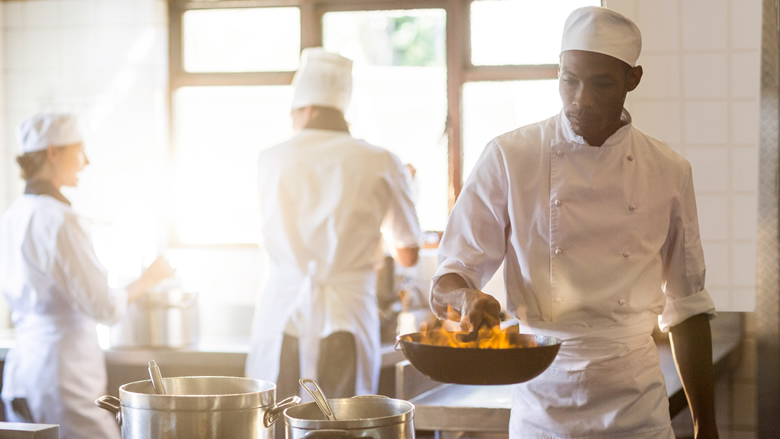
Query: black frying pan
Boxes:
[{"xmin": 396, "ymin": 332, "xmax": 562, "ymax": 385}]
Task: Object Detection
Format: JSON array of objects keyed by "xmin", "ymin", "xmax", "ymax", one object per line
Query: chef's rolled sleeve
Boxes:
[{"xmin": 658, "ymin": 165, "xmax": 716, "ymax": 332}]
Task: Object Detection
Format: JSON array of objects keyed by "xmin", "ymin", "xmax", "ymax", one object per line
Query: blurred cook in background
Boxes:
[
  {"xmin": 245, "ymin": 48, "xmax": 421, "ymax": 413},
  {"xmin": 0, "ymin": 112, "xmax": 174, "ymax": 438}
]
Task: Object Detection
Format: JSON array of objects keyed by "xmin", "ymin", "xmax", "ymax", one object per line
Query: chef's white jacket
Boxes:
[
  {"xmin": 0, "ymin": 194, "xmax": 124, "ymax": 439},
  {"xmin": 245, "ymin": 129, "xmax": 421, "ymax": 395},
  {"xmin": 433, "ymin": 109, "xmax": 715, "ymax": 438}
]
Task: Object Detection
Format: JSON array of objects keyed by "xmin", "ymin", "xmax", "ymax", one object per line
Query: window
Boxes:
[
  {"xmin": 168, "ymin": 0, "xmax": 600, "ymax": 245},
  {"xmin": 322, "ymin": 9, "xmax": 449, "ymax": 230}
]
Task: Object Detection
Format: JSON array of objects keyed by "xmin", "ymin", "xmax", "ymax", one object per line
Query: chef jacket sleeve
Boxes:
[
  {"xmin": 381, "ymin": 152, "xmax": 422, "ymax": 248},
  {"xmin": 53, "ymin": 212, "xmax": 128, "ymax": 325},
  {"xmin": 431, "ymin": 141, "xmax": 509, "ymax": 300},
  {"xmin": 658, "ymin": 163, "xmax": 716, "ymax": 332}
]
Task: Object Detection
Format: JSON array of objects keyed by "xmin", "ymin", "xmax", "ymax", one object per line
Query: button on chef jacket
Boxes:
[
  {"xmin": 433, "ymin": 109, "xmax": 715, "ymax": 438},
  {"xmin": 246, "ymin": 129, "xmax": 421, "ymax": 396},
  {"xmin": 0, "ymin": 194, "xmax": 125, "ymax": 439}
]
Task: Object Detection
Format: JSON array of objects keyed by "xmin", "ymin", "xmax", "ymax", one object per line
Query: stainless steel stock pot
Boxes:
[
  {"xmin": 96, "ymin": 376, "xmax": 299, "ymax": 439},
  {"xmin": 281, "ymin": 395, "xmax": 415, "ymax": 439}
]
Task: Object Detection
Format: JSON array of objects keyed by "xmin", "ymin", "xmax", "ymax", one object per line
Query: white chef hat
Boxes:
[
  {"xmin": 560, "ymin": 6, "xmax": 642, "ymax": 67},
  {"xmin": 291, "ymin": 47, "xmax": 353, "ymax": 113},
  {"xmin": 17, "ymin": 112, "xmax": 83, "ymax": 153}
]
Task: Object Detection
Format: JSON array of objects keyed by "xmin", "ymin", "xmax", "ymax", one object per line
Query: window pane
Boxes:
[
  {"xmin": 324, "ymin": 10, "xmax": 448, "ymax": 231},
  {"xmin": 183, "ymin": 8, "xmax": 300, "ymax": 72},
  {"xmin": 471, "ymin": 0, "xmax": 601, "ymax": 66},
  {"xmin": 173, "ymin": 86, "xmax": 294, "ymax": 244},
  {"xmin": 462, "ymin": 80, "xmax": 560, "ymax": 181}
]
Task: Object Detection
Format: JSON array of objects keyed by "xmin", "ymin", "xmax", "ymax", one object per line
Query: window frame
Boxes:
[{"xmin": 167, "ymin": 0, "xmax": 560, "ymax": 247}]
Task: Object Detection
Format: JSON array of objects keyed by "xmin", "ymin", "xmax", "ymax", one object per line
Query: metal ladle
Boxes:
[
  {"xmin": 299, "ymin": 378, "xmax": 336, "ymax": 421},
  {"xmin": 148, "ymin": 360, "xmax": 167, "ymax": 395}
]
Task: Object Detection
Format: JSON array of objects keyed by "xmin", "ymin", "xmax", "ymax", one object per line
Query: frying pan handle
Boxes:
[
  {"xmin": 95, "ymin": 395, "xmax": 122, "ymax": 426},
  {"xmin": 303, "ymin": 430, "xmax": 363, "ymax": 439},
  {"xmin": 263, "ymin": 395, "xmax": 302, "ymax": 428}
]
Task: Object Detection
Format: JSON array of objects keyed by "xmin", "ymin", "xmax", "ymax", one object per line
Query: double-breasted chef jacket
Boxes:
[
  {"xmin": 0, "ymin": 189, "xmax": 124, "ymax": 439},
  {"xmin": 433, "ymin": 109, "xmax": 716, "ymax": 438},
  {"xmin": 246, "ymin": 129, "xmax": 421, "ymax": 396}
]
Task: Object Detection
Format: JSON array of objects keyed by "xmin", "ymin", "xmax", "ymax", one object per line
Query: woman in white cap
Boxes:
[
  {"xmin": 245, "ymin": 48, "xmax": 421, "ymax": 417},
  {"xmin": 0, "ymin": 112, "xmax": 174, "ymax": 438},
  {"xmin": 430, "ymin": 6, "xmax": 718, "ymax": 439}
]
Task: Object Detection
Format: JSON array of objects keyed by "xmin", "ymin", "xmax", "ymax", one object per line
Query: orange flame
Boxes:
[{"xmin": 416, "ymin": 322, "xmax": 531, "ymax": 349}]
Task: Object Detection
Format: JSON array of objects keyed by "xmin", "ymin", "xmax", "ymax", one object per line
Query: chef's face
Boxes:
[
  {"xmin": 559, "ymin": 50, "xmax": 642, "ymax": 146},
  {"xmin": 50, "ymin": 142, "xmax": 89, "ymax": 187}
]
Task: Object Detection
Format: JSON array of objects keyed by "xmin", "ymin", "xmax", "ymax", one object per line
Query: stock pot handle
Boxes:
[
  {"xmin": 95, "ymin": 395, "xmax": 123, "ymax": 426},
  {"xmin": 303, "ymin": 430, "xmax": 363, "ymax": 439},
  {"xmin": 263, "ymin": 395, "xmax": 302, "ymax": 428}
]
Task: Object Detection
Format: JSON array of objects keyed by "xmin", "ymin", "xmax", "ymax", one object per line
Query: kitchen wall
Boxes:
[
  {"xmin": 607, "ymin": 0, "xmax": 761, "ymax": 313},
  {"xmin": 0, "ymin": 0, "xmax": 765, "ymax": 435},
  {"xmin": 604, "ymin": 0, "xmax": 762, "ymax": 437}
]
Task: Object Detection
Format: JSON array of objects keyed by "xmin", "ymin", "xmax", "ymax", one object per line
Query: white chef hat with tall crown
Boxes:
[
  {"xmin": 291, "ymin": 47, "xmax": 354, "ymax": 113},
  {"xmin": 17, "ymin": 112, "xmax": 84, "ymax": 153},
  {"xmin": 560, "ymin": 6, "xmax": 642, "ymax": 67}
]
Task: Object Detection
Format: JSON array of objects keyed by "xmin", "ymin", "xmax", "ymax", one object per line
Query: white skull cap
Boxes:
[
  {"xmin": 291, "ymin": 47, "xmax": 353, "ymax": 112},
  {"xmin": 560, "ymin": 6, "xmax": 642, "ymax": 67},
  {"xmin": 17, "ymin": 112, "xmax": 83, "ymax": 153}
]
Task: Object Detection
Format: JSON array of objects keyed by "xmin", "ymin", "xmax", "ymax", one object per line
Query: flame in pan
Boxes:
[{"xmin": 415, "ymin": 323, "xmax": 536, "ymax": 349}]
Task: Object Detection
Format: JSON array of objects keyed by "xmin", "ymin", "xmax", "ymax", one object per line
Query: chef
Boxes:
[
  {"xmin": 0, "ymin": 112, "xmax": 174, "ymax": 438},
  {"xmin": 245, "ymin": 48, "xmax": 421, "ymax": 408},
  {"xmin": 430, "ymin": 6, "xmax": 718, "ymax": 439}
]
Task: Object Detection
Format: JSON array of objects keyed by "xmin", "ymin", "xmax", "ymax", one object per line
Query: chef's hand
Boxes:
[
  {"xmin": 126, "ymin": 256, "xmax": 175, "ymax": 303},
  {"xmin": 142, "ymin": 256, "xmax": 175, "ymax": 285},
  {"xmin": 431, "ymin": 273, "xmax": 501, "ymax": 331},
  {"xmin": 459, "ymin": 289, "xmax": 501, "ymax": 332}
]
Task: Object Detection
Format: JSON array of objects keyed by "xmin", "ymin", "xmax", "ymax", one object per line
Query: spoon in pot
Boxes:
[
  {"xmin": 148, "ymin": 360, "xmax": 167, "ymax": 395},
  {"xmin": 299, "ymin": 378, "xmax": 336, "ymax": 421}
]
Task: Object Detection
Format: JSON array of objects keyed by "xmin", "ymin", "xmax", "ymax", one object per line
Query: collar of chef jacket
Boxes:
[{"xmin": 24, "ymin": 178, "xmax": 70, "ymax": 206}]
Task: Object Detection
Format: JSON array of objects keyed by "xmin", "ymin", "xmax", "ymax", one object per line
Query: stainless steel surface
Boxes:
[
  {"xmin": 410, "ymin": 384, "xmax": 511, "ymax": 434},
  {"xmin": 96, "ymin": 376, "xmax": 277, "ymax": 439},
  {"xmin": 0, "ymin": 422, "xmax": 59, "ymax": 439},
  {"xmin": 299, "ymin": 378, "xmax": 336, "ymax": 421},
  {"xmin": 757, "ymin": 1, "xmax": 780, "ymax": 436},
  {"xmin": 110, "ymin": 289, "xmax": 199, "ymax": 349},
  {"xmin": 284, "ymin": 397, "xmax": 415, "ymax": 439},
  {"xmin": 147, "ymin": 361, "xmax": 166, "ymax": 395}
]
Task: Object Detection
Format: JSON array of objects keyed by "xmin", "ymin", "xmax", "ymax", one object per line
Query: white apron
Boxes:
[
  {"xmin": 3, "ymin": 313, "xmax": 120, "ymax": 439},
  {"xmin": 245, "ymin": 262, "xmax": 380, "ymax": 397},
  {"xmin": 510, "ymin": 312, "xmax": 674, "ymax": 438}
]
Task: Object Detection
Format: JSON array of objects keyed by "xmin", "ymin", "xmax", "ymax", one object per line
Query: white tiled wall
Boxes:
[
  {"xmin": 606, "ymin": 0, "xmax": 761, "ymax": 313},
  {"xmin": 1, "ymin": 0, "xmax": 171, "ymax": 322},
  {"xmin": 605, "ymin": 1, "xmax": 762, "ymax": 437}
]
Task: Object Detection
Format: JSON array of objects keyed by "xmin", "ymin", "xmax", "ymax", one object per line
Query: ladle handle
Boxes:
[
  {"xmin": 299, "ymin": 378, "xmax": 336, "ymax": 421},
  {"xmin": 148, "ymin": 360, "xmax": 167, "ymax": 395}
]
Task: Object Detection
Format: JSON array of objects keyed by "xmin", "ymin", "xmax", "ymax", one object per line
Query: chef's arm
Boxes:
[
  {"xmin": 431, "ymin": 273, "xmax": 501, "ymax": 331},
  {"xmin": 669, "ymin": 313, "xmax": 719, "ymax": 439},
  {"xmin": 125, "ymin": 256, "xmax": 175, "ymax": 303},
  {"xmin": 395, "ymin": 245, "xmax": 420, "ymax": 267}
]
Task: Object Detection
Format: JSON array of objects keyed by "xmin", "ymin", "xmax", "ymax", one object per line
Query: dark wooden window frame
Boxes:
[{"xmin": 167, "ymin": 0, "xmax": 559, "ymax": 247}]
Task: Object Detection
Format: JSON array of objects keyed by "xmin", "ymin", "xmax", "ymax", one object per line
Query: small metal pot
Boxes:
[
  {"xmin": 96, "ymin": 376, "xmax": 298, "ymax": 439},
  {"xmin": 110, "ymin": 289, "xmax": 199, "ymax": 349},
  {"xmin": 283, "ymin": 396, "xmax": 415, "ymax": 439}
]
